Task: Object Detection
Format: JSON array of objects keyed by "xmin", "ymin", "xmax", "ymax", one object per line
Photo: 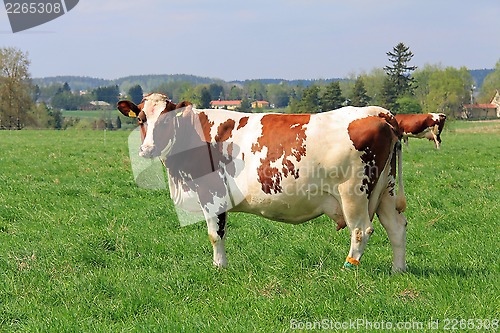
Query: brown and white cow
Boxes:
[
  {"xmin": 395, "ymin": 113, "xmax": 447, "ymax": 149},
  {"xmin": 118, "ymin": 94, "xmax": 408, "ymax": 272}
]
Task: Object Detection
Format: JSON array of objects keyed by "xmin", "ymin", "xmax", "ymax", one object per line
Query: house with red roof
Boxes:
[
  {"xmin": 210, "ymin": 100, "xmax": 270, "ymax": 111},
  {"xmin": 210, "ymin": 100, "xmax": 242, "ymax": 110},
  {"xmin": 462, "ymin": 89, "xmax": 500, "ymax": 119}
]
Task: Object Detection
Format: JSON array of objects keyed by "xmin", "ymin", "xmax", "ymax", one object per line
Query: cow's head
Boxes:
[
  {"xmin": 435, "ymin": 113, "xmax": 447, "ymax": 137},
  {"xmin": 117, "ymin": 92, "xmax": 191, "ymax": 158},
  {"xmin": 430, "ymin": 113, "xmax": 447, "ymax": 148}
]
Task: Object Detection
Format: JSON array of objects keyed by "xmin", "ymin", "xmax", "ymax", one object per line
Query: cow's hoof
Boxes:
[
  {"xmin": 391, "ymin": 266, "xmax": 407, "ymax": 274},
  {"xmin": 343, "ymin": 261, "xmax": 358, "ymax": 270},
  {"xmin": 213, "ymin": 261, "xmax": 228, "ymax": 269},
  {"xmin": 343, "ymin": 256, "xmax": 360, "ymax": 270}
]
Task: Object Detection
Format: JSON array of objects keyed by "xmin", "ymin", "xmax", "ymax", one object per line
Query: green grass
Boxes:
[{"xmin": 0, "ymin": 123, "xmax": 498, "ymax": 332}]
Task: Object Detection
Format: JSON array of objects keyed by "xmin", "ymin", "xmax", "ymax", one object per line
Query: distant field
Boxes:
[
  {"xmin": 446, "ymin": 119, "xmax": 500, "ymax": 133},
  {"xmin": 62, "ymin": 110, "xmax": 116, "ymax": 119},
  {"xmin": 0, "ymin": 122, "xmax": 498, "ymax": 332}
]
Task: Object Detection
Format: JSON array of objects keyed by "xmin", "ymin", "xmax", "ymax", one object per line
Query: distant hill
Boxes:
[
  {"xmin": 32, "ymin": 74, "xmax": 227, "ymax": 93},
  {"xmin": 31, "ymin": 76, "xmax": 110, "ymax": 92},
  {"xmin": 229, "ymin": 78, "xmax": 348, "ymax": 87},
  {"xmin": 469, "ymin": 69, "xmax": 494, "ymax": 88},
  {"xmin": 32, "ymin": 69, "xmax": 492, "ymax": 92},
  {"xmin": 32, "ymin": 74, "xmax": 347, "ymax": 92},
  {"xmin": 115, "ymin": 74, "xmax": 225, "ymax": 93}
]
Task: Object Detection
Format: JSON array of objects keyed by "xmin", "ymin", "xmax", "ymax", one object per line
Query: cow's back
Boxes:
[
  {"xmin": 221, "ymin": 107, "xmax": 399, "ymax": 224},
  {"xmin": 230, "ymin": 110, "xmax": 357, "ymax": 223}
]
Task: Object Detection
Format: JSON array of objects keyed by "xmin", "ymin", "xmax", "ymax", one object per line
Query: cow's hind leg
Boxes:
[
  {"xmin": 206, "ymin": 212, "xmax": 228, "ymax": 268},
  {"xmin": 339, "ymin": 184, "xmax": 373, "ymax": 269},
  {"xmin": 377, "ymin": 190, "xmax": 407, "ymax": 272}
]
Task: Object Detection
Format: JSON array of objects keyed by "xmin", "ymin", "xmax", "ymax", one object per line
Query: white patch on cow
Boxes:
[{"xmin": 430, "ymin": 113, "xmax": 441, "ymax": 121}]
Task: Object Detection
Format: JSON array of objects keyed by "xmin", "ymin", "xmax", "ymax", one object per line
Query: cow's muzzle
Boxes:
[{"xmin": 139, "ymin": 144, "xmax": 157, "ymax": 158}]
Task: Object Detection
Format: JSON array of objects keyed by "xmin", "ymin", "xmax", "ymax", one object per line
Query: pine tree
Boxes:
[
  {"xmin": 238, "ymin": 98, "xmax": 252, "ymax": 113},
  {"xmin": 350, "ymin": 77, "xmax": 370, "ymax": 107},
  {"xmin": 380, "ymin": 76, "xmax": 399, "ymax": 111},
  {"xmin": 62, "ymin": 82, "xmax": 71, "ymax": 92},
  {"xmin": 321, "ymin": 81, "xmax": 344, "ymax": 111},
  {"xmin": 297, "ymin": 85, "xmax": 320, "ymax": 113},
  {"xmin": 128, "ymin": 85, "xmax": 143, "ymax": 105},
  {"xmin": 199, "ymin": 87, "xmax": 212, "ymax": 109},
  {"xmin": 384, "ymin": 42, "xmax": 417, "ymax": 97}
]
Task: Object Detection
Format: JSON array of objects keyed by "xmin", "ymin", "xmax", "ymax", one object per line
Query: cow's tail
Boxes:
[
  {"xmin": 395, "ymin": 141, "xmax": 406, "ymax": 213},
  {"xmin": 382, "ymin": 110, "xmax": 406, "ymax": 213}
]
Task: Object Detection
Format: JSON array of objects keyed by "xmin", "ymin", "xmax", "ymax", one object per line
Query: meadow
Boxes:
[{"xmin": 0, "ymin": 120, "xmax": 498, "ymax": 332}]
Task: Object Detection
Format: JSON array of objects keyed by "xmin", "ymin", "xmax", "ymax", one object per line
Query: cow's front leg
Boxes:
[{"xmin": 206, "ymin": 213, "xmax": 227, "ymax": 268}]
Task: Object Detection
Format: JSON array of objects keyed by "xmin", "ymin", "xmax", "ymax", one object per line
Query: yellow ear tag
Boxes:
[
  {"xmin": 176, "ymin": 111, "xmax": 183, "ymax": 117},
  {"xmin": 128, "ymin": 111, "xmax": 137, "ymax": 118}
]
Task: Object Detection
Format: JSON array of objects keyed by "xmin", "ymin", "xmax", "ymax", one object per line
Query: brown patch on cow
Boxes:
[
  {"xmin": 237, "ymin": 116, "xmax": 249, "ymax": 129},
  {"xmin": 165, "ymin": 101, "xmax": 177, "ymax": 112},
  {"xmin": 365, "ymin": 227, "xmax": 374, "ymax": 235},
  {"xmin": 378, "ymin": 112, "xmax": 402, "ymax": 139},
  {"xmin": 215, "ymin": 119, "xmax": 236, "ymax": 142},
  {"xmin": 354, "ymin": 228, "xmax": 362, "ymax": 243},
  {"xmin": 348, "ymin": 116, "xmax": 396, "ymax": 197},
  {"xmin": 198, "ymin": 112, "xmax": 214, "ymax": 141},
  {"xmin": 176, "ymin": 100, "xmax": 192, "ymax": 109},
  {"xmin": 388, "ymin": 179, "xmax": 396, "ymax": 197},
  {"xmin": 251, "ymin": 114, "xmax": 310, "ymax": 194},
  {"xmin": 387, "ymin": 144, "xmax": 398, "ymax": 196},
  {"xmin": 225, "ymin": 142, "xmax": 237, "ymax": 177},
  {"xmin": 208, "ymin": 234, "xmax": 217, "ymax": 246}
]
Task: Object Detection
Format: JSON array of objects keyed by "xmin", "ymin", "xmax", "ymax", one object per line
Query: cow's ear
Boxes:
[{"xmin": 117, "ymin": 100, "xmax": 140, "ymax": 118}]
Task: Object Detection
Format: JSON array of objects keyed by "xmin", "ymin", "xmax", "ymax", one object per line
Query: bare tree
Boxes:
[{"xmin": 0, "ymin": 47, "xmax": 33, "ymax": 129}]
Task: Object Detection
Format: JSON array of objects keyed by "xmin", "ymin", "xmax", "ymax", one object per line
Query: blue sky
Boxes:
[{"xmin": 1, "ymin": 0, "xmax": 499, "ymax": 81}]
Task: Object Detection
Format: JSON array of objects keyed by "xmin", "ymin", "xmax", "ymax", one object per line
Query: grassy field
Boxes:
[
  {"xmin": 0, "ymin": 121, "xmax": 498, "ymax": 332},
  {"xmin": 62, "ymin": 110, "xmax": 116, "ymax": 119}
]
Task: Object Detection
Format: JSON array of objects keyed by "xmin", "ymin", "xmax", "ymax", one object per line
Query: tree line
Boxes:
[{"xmin": 1, "ymin": 44, "xmax": 500, "ymax": 130}]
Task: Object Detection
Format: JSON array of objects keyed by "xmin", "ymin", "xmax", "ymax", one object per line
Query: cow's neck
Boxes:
[
  {"xmin": 181, "ymin": 108, "xmax": 213, "ymax": 144},
  {"xmin": 163, "ymin": 107, "xmax": 213, "ymax": 164},
  {"xmin": 163, "ymin": 108, "xmax": 220, "ymax": 191}
]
